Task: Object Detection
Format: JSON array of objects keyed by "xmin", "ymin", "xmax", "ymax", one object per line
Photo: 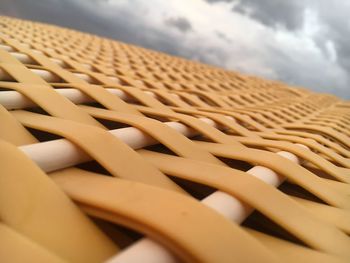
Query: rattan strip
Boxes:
[{"xmin": 0, "ymin": 16, "xmax": 350, "ymax": 263}]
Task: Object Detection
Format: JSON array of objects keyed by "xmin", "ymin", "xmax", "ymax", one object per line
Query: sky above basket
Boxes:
[{"xmin": 1, "ymin": 0, "xmax": 349, "ymax": 99}]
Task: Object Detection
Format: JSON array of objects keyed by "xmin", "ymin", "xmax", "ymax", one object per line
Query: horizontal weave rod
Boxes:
[
  {"xmin": 0, "ymin": 88, "xmax": 176, "ymax": 110},
  {"xmin": 107, "ymin": 151, "xmax": 299, "ymax": 263},
  {"xmin": 9, "ymin": 94, "xmax": 303, "ymax": 262},
  {"xmin": 0, "ymin": 43, "xmax": 304, "ymax": 263},
  {"xmin": 18, "ymin": 120, "xmax": 299, "ymax": 263},
  {"xmin": 0, "ymin": 43, "xmax": 94, "ymax": 70}
]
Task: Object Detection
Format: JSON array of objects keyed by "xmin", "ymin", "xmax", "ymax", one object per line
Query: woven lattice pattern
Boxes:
[{"xmin": 0, "ymin": 16, "xmax": 350, "ymax": 263}]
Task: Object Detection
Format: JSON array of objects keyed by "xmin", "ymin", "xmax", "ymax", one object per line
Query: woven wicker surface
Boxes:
[{"xmin": 0, "ymin": 16, "xmax": 349, "ymax": 263}]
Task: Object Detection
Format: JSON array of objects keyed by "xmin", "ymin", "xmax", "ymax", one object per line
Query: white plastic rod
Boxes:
[
  {"xmin": 0, "ymin": 88, "xmax": 132, "ymax": 110},
  {"xmin": 0, "ymin": 67, "xmax": 102, "ymax": 84},
  {"xmin": 0, "ymin": 88, "xmax": 172, "ymax": 110},
  {"xmin": 0, "ymin": 45, "xmax": 171, "ymax": 92},
  {"xmin": 0, "ymin": 43, "xmax": 14, "ymax": 51},
  {"xmin": 107, "ymin": 151, "xmax": 300, "ymax": 263},
  {"xmin": 0, "ymin": 43, "xmax": 93, "ymax": 69},
  {"xmin": 2, "ymin": 86, "xmax": 306, "ymax": 262},
  {"xmin": 0, "ymin": 43, "xmax": 306, "ymax": 263},
  {"xmin": 19, "ymin": 117, "xmax": 220, "ymax": 172},
  {"xmin": 16, "ymin": 116, "xmax": 304, "ymax": 263}
]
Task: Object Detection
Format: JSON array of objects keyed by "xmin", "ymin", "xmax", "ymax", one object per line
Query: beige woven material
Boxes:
[{"xmin": 0, "ymin": 16, "xmax": 349, "ymax": 263}]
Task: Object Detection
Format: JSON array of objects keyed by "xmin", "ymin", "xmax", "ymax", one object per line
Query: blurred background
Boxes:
[{"xmin": 1, "ymin": 0, "xmax": 349, "ymax": 98}]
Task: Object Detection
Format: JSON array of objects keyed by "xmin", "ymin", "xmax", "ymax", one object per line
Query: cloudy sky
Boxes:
[{"xmin": 1, "ymin": 0, "xmax": 350, "ymax": 99}]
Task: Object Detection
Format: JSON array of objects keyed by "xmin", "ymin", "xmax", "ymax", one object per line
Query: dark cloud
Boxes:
[
  {"xmin": 232, "ymin": 0, "xmax": 305, "ymax": 31},
  {"xmin": 313, "ymin": 2, "xmax": 350, "ymax": 76},
  {"xmin": 215, "ymin": 30, "xmax": 232, "ymax": 43},
  {"xmin": 0, "ymin": 0, "xmax": 124, "ymax": 39},
  {"xmin": 262, "ymin": 44, "xmax": 350, "ymax": 99},
  {"xmin": 164, "ymin": 17, "xmax": 193, "ymax": 33},
  {"xmin": 204, "ymin": 0, "xmax": 305, "ymax": 31},
  {"xmin": 204, "ymin": 0, "xmax": 232, "ymax": 2}
]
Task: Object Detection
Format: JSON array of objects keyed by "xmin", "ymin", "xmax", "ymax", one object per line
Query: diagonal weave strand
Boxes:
[{"xmin": 0, "ymin": 16, "xmax": 349, "ymax": 263}]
